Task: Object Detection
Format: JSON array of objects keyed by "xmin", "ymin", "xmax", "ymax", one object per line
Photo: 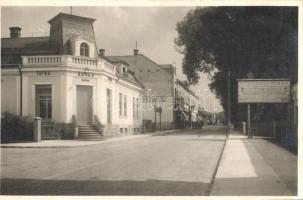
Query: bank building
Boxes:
[{"xmin": 1, "ymin": 13, "xmax": 144, "ymax": 140}]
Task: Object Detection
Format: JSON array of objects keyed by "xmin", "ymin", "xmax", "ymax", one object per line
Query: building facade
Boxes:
[
  {"xmin": 1, "ymin": 13, "xmax": 144, "ymax": 139},
  {"xmin": 107, "ymin": 52, "xmax": 200, "ymax": 130}
]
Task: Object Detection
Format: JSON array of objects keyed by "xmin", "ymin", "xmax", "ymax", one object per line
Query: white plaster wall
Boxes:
[
  {"xmin": 6, "ymin": 67, "xmax": 143, "ymax": 130},
  {"xmin": 22, "ymin": 71, "xmax": 62, "ymax": 122}
]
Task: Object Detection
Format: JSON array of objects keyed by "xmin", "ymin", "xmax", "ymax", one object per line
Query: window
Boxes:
[
  {"xmin": 124, "ymin": 95, "xmax": 127, "ymax": 116},
  {"xmin": 124, "ymin": 128, "xmax": 128, "ymax": 133},
  {"xmin": 36, "ymin": 85, "xmax": 52, "ymax": 120},
  {"xmin": 120, "ymin": 128, "xmax": 123, "ymax": 133},
  {"xmin": 136, "ymin": 98, "xmax": 139, "ymax": 117},
  {"xmin": 119, "ymin": 93, "xmax": 123, "ymax": 116},
  {"xmin": 107, "ymin": 89, "xmax": 112, "ymax": 124},
  {"xmin": 80, "ymin": 43, "xmax": 89, "ymax": 57},
  {"xmin": 133, "ymin": 97, "xmax": 135, "ymax": 117}
]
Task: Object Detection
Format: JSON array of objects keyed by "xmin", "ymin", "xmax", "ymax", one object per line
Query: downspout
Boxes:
[{"xmin": 18, "ymin": 65, "xmax": 22, "ymax": 116}]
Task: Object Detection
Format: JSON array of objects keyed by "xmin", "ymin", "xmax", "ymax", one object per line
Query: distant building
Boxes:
[
  {"xmin": 1, "ymin": 13, "xmax": 144, "ymax": 140},
  {"xmin": 107, "ymin": 52, "xmax": 200, "ymax": 130}
]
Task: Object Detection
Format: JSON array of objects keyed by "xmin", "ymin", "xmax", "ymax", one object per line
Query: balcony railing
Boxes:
[
  {"xmin": 27, "ymin": 56, "xmax": 62, "ymax": 65},
  {"xmin": 22, "ymin": 55, "xmax": 114, "ymax": 73},
  {"xmin": 72, "ymin": 57, "xmax": 97, "ymax": 67}
]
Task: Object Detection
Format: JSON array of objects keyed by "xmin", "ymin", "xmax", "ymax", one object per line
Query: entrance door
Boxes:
[{"xmin": 76, "ymin": 85, "xmax": 93, "ymax": 125}]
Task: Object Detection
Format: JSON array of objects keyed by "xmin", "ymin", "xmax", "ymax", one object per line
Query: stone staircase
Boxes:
[{"xmin": 76, "ymin": 125, "xmax": 103, "ymax": 141}]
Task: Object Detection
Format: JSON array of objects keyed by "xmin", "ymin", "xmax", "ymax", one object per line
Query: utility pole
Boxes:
[{"xmin": 227, "ymin": 70, "xmax": 232, "ymax": 132}]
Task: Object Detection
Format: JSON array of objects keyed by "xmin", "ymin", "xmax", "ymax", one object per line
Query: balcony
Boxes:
[{"xmin": 21, "ymin": 55, "xmax": 115, "ymax": 73}]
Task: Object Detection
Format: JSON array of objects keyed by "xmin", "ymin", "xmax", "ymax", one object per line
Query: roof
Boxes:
[
  {"xmin": 106, "ymin": 54, "xmax": 173, "ymax": 73},
  {"xmin": 1, "ymin": 36, "xmax": 50, "ymax": 49},
  {"xmin": 48, "ymin": 13, "xmax": 96, "ymax": 24},
  {"xmin": 106, "ymin": 54, "xmax": 175, "ymax": 96},
  {"xmin": 176, "ymin": 79, "xmax": 199, "ymax": 99},
  {"xmin": 1, "ymin": 36, "xmax": 58, "ymax": 65},
  {"xmin": 106, "ymin": 57, "xmax": 130, "ymax": 66},
  {"xmin": 117, "ymin": 70, "xmax": 144, "ymax": 88}
]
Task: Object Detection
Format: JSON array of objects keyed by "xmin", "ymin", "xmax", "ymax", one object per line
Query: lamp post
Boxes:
[
  {"xmin": 154, "ymin": 105, "xmax": 157, "ymax": 131},
  {"xmin": 227, "ymin": 70, "xmax": 233, "ymax": 132}
]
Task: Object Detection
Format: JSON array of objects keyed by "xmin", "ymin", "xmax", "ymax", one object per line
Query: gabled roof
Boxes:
[{"xmin": 106, "ymin": 54, "xmax": 173, "ymax": 74}]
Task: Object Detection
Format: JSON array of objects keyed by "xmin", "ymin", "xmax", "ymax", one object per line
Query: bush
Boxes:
[{"xmin": 1, "ymin": 112, "xmax": 34, "ymax": 143}]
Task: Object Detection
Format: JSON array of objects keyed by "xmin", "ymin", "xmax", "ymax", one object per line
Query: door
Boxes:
[
  {"xmin": 76, "ymin": 85, "xmax": 93, "ymax": 125},
  {"xmin": 36, "ymin": 85, "xmax": 52, "ymax": 121}
]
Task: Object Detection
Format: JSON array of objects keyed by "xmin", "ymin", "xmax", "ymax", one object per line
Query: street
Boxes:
[{"xmin": 1, "ymin": 127, "xmax": 227, "ymax": 195}]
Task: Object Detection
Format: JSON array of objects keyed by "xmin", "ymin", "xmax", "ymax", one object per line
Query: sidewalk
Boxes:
[
  {"xmin": 0, "ymin": 129, "xmax": 181, "ymax": 148},
  {"xmin": 210, "ymin": 136, "xmax": 297, "ymax": 196}
]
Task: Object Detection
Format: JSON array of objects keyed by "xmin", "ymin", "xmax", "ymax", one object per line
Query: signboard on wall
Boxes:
[{"xmin": 238, "ymin": 79, "xmax": 290, "ymax": 103}]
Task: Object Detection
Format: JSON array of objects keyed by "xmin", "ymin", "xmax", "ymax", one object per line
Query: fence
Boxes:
[
  {"xmin": 41, "ymin": 122, "xmax": 73, "ymax": 139},
  {"xmin": 250, "ymin": 121, "xmax": 274, "ymax": 138},
  {"xmin": 249, "ymin": 121, "xmax": 297, "ymax": 152}
]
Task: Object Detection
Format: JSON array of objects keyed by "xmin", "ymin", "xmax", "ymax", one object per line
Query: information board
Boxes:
[{"xmin": 238, "ymin": 79, "xmax": 290, "ymax": 103}]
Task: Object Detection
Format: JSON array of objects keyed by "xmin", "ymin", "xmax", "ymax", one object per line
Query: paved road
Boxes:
[{"xmin": 1, "ymin": 126, "xmax": 227, "ymax": 195}]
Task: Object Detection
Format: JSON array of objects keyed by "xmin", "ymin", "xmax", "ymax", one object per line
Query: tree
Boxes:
[{"xmin": 175, "ymin": 7, "xmax": 298, "ymax": 124}]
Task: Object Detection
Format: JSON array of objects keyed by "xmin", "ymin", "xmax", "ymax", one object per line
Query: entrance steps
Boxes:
[{"xmin": 76, "ymin": 125, "xmax": 103, "ymax": 141}]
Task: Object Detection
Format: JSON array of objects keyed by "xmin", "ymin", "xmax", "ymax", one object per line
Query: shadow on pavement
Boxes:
[
  {"xmin": 242, "ymin": 139, "xmax": 297, "ymax": 195},
  {"xmin": 1, "ymin": 178, "xmax": 211, "ymax": 195},
  {"xmin": 211, "ymin": 176, "xmax": 294, "ymax": 196},
  {"xmin": 211, "ymin": 139, "xmax": 297, "ymax": 196}
]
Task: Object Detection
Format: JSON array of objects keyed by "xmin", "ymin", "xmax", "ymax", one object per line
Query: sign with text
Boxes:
[{"xmin": 238, "ymin": 79, "xmax": 290, "ymax": 103}]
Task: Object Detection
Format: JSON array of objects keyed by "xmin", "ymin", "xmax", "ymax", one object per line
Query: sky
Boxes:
[{"xmin": 1, "ymin": 6, "xmax": 223, "ymax": 112}]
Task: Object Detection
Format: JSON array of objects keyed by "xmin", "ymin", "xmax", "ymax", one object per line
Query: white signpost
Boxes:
[
  {"xmin": 237, "ymin": 79, "xmax": 290, "ymax": 138},
  {"xmin": 238, "ymin": 79, "xmax": 290, "ymax": 103}
]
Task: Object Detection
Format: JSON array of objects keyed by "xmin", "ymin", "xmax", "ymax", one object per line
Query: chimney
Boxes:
[
  {"xmin": 134, "ymin": 49, "xmax": 139, "ymax": 56},
  {"xmin": 9, "ymin": 27, "xmax": 22, "ymax": 38},
  {"xmin": 99, "ymin": 49, "xmax": 105, "ymax": 57}
]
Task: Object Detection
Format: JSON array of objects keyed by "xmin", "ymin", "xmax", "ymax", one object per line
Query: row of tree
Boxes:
[{"xmin": 175, "ymin": 7, "xmax": 298, "ymax": 124}]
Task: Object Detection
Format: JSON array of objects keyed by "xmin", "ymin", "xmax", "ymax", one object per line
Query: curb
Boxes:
[
  {"xmin": 206, "ymin": 130, "xmax": 228, "ymax": 195},
  {"xmin": 0, "ymin": 129, "xmax": 184, "ymax": 149}
]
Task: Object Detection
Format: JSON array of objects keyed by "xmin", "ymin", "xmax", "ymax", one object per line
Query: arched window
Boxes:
[{"xmin": 80, "ymin": 43, "xmax": 89, "ymax": 57}]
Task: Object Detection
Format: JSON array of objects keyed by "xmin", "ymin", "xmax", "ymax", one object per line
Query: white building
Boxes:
[{"xmin": 1, "ymin": 13, "xmax": 144, "ymax": 140}]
